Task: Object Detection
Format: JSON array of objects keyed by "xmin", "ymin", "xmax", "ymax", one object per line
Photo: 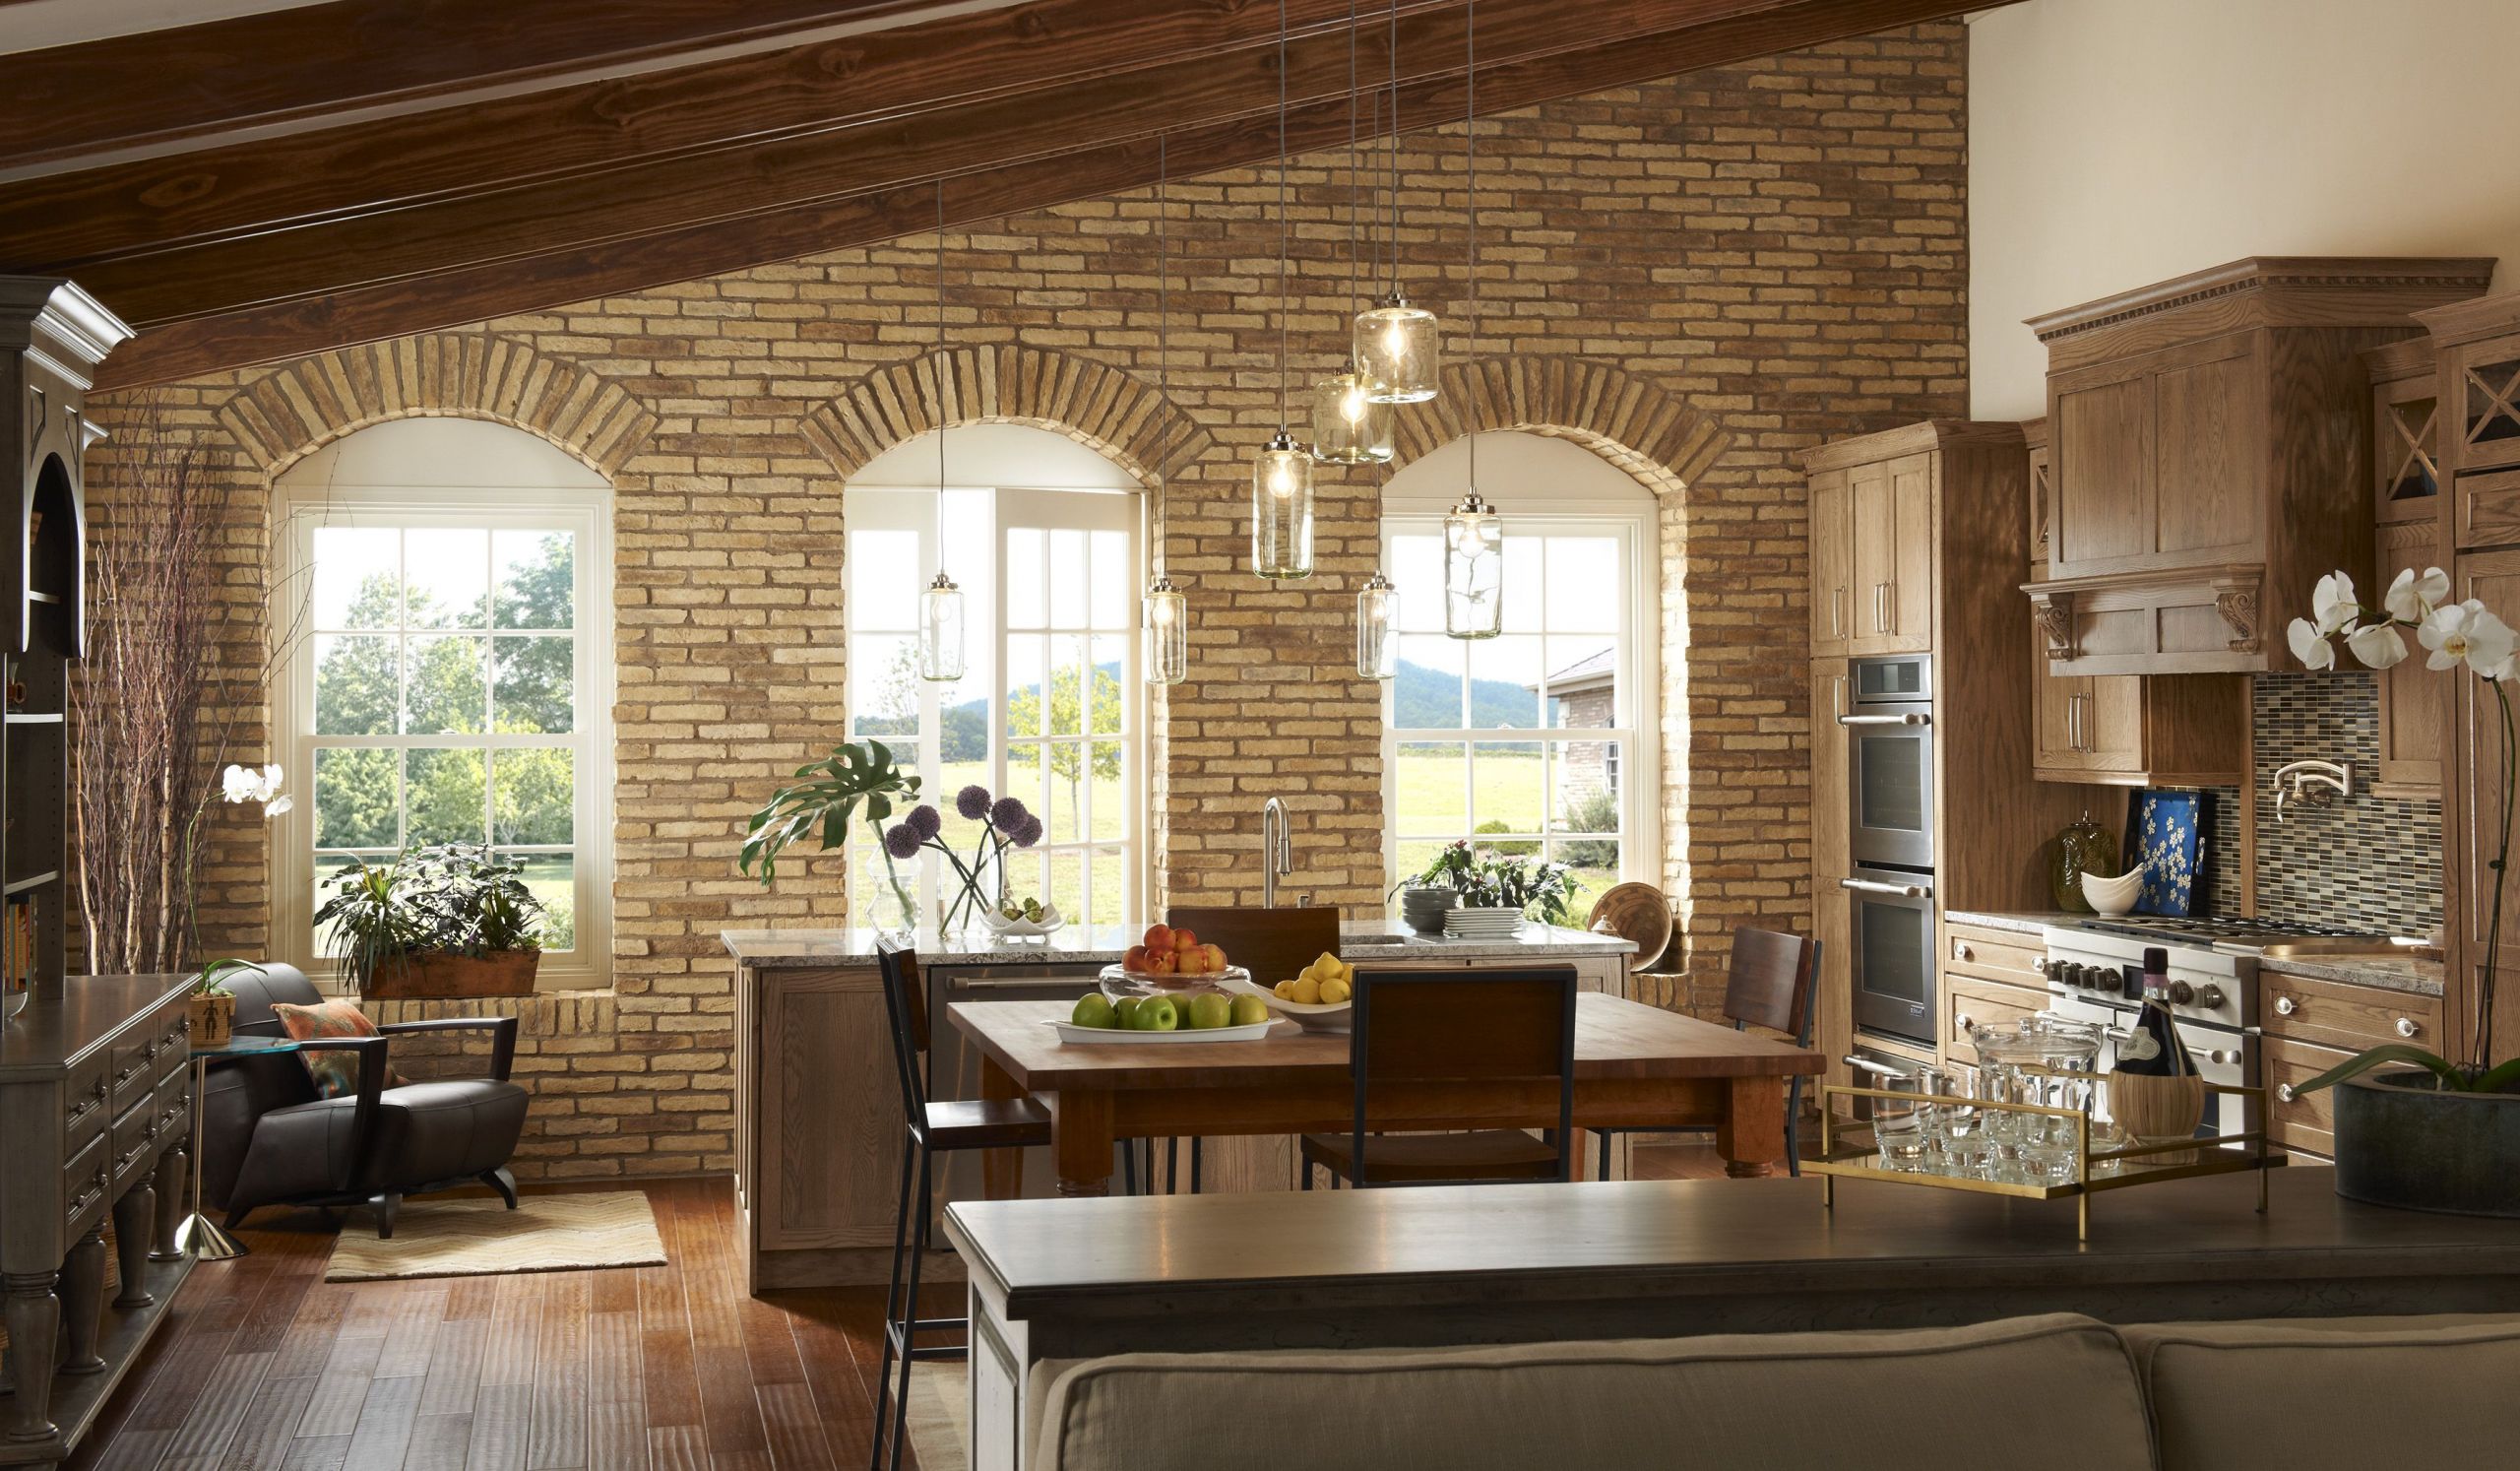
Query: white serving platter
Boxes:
[{"xmin": 1041, "ymin": 1018, "xmax": 1284, "ymax": 1046}]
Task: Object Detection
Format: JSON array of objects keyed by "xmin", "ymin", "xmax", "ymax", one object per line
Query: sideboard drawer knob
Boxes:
[
  {"xmin": 2395, "ymin": 1017, "xmax": 2419, "ymax": 1038},
  {"xmin": 2276, "ymin": 1083, "xmax": 2298, "ymax": 1104},
  {"xmin": 2273, "ymin": 995, "xmax": 2299, "ymax": 1017}
]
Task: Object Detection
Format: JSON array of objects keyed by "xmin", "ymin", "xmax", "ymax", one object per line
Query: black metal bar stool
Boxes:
[{"xmin": 870, "ymin": 940, "xmax": 1051, "ymax": 1471}]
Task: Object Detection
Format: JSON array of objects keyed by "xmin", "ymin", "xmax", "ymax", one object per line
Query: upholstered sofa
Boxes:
[{"xmin": 1027, "ymin": 1311, "xmax": 2520, "ymax": 1469}]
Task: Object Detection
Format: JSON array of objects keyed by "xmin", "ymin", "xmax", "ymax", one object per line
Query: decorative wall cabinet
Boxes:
[
  {"xmin": 2023, "ymin": 257, "xmax": 2493, "ymax": 677},
  {"xmin": 1807, "ymin": 455, "xmax": 1928, "ymax": 657},
  {"xmin": 2364, "ymin": 336, "xmax": 2448, "ymax": 799}
]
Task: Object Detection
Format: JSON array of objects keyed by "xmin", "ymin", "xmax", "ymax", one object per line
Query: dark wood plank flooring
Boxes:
[{"xmin": 65, "ymin": 1147, "xmax": 1732, "ymax": 1471}]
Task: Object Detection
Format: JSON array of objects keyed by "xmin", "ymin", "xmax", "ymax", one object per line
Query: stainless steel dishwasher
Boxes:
[{"xmin": 926, "ymin": 960, "xmax": 1131, "ymax": 1201}]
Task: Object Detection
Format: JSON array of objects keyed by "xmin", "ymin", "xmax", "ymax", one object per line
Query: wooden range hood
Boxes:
[{"xmin": 2020, "ymin": 256, "xmax": 2494, "ymax": 677}]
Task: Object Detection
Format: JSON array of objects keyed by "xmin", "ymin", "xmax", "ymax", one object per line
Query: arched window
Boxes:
[
  {"xmin": 844, "ymin": 424, "xmax": 1147, "ymax": 927},
  {"xmin": 1381, "ymin": 431, "xmax": 1663, "ymax": 917},
  {"xmin": 272, "ymin": 418, "xmax": 615, "ymax": 988}
]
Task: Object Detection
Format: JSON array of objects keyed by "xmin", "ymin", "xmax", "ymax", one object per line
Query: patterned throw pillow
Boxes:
[{"xmin": 270, "ymin": 999, "xmax": 407, "ymax": 1099}]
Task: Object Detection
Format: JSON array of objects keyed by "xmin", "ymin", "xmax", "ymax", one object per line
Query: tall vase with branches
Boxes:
[{"xmin": 71, "ymin": 395, "xmax": 308, "ymax": 975}]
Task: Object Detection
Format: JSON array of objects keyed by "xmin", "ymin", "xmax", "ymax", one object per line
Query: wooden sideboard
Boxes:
[{"xmin": 0, "ymin": 975, "xmax": 196, "ymax": 1464}]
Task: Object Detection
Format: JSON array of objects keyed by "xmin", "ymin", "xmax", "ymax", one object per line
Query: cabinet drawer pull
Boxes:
[
  {"xmin": 66, "ymin": 1082, "xmax": 104, "ymax": 1125},
  {"xmin": 2276, "ymin": 1083, "xmax": 2298, "ymax": 1104},
  {"xmin": 1955, "ymin": 1013, "xmax": 1976, "ymax": 1034},
  {"xmin": 66, "ymin": 1173, "xmax": 103, "ymax": 1221},
  {"xmin": 1831, "ymin": 587, "xmax": 1845, "ymax": 639},
  {"xmin": 2395, "ymin": 1017, "xmax": 2419, "ymax": 1038},
  {"xmin": 1953, "ymin": 941, "xmax": 1974, "ymax": 962},
  {"xmin": 2274, "ymin": 995, "xmax": 2299, "ymax": 1017},
  {"xmin": 1873, "ymin": 583, "xmax": 1890, "ymax": 634}
]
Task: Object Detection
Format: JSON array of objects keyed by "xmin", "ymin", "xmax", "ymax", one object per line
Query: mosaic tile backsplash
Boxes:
[{"xmin": 2229, "ymin": 671, "xmax": 2443, "ymax": 936}]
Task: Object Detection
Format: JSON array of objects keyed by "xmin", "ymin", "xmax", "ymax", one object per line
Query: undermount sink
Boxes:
[{"xmin": 2257, "ymin": 940, "xmax": 2442, "ymax": 963}]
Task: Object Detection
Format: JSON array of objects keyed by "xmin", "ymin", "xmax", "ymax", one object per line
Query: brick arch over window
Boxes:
[
  {"xmin": 211, "ymin": 333, "xmax": 659, "ymax": 479},
  {"xmin": 1388, "ymin": 357, "xmax": 1728, "ymax": 493},
  {"xmin": 798, "ymin": 345, "xmax": 1212, "ymax": 483}
]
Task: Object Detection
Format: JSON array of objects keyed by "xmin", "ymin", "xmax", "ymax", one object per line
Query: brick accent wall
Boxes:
[{"xmin": 85, "ymin": 23, "xmax": 1968, "ymax": 1178}]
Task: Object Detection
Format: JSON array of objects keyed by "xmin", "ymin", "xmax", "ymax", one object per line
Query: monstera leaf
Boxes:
[{"xmin": 740, "ymin": 738, "xmax": 923, "ymax": 886}]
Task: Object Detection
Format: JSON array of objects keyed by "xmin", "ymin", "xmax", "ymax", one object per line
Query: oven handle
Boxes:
[
  {"xmin": 1842, "ymin": 1055, "xmax": 1914, "ymax": 1081},
  {"xmin": 1839, "ymin": 876, "xmax": 1933, "ymax": 899},
  {"xmin": 1834, "ymin": 712, "xmax": 1933, "ymax": 727}
]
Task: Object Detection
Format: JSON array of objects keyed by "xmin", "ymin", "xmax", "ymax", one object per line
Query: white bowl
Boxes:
[
  {"xmin": 976, "ymin": 901, "xmax": 1065, "ymax": 937},
  {"xmin": 2081, "ymin": 867, "xmax": 2145, "ymax": 917},
  {"xmin": 1219, "ymin": 973, "xmax": 1352, "ymax": 1033}
]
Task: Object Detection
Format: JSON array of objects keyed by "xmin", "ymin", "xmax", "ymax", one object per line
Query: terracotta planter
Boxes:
[
  {"xmin": 364, "ymin": 948, "xmax": 540, "ymax": 998},
  {"xmin": 2332, "ymin": 1069, "xmax": 2520, "ymax": 1218},
  {"xmin": 188, "ymin": 990, "xmax": 235, "ymax": 1046}
]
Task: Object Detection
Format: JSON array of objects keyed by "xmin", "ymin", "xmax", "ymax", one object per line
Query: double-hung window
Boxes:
[
  {"xmin": 1381, "ymin": 510, "xmax": 1659, "ymax": 919},
  {"xmin": 275, "ymin": 481, "xmax": 613, "ymax": 988},
  {"xmin": 845, "ymin": 484, "xmax": 1144, "ymax": 927}
]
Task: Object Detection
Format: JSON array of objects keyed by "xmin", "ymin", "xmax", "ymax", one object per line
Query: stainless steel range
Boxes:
[{"xmin": 2036, "ymin": 916, "xmax": 2385, "ymax": 1139}]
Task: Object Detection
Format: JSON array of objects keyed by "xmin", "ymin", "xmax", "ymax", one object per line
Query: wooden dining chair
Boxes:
[
  {"xmin": 1299, "ymin": 965, "xmax": 1578, "ymax": 1189},
  {"xmin": 870, "ymin": 940, "xmax": 1051, "ymax": 1471},
  {"xmin": 1588, "ymin": 927, "xmax": 1818, "ymax": 1180},
  {"xmin": 1149, "ymin": 905, "xmax": 1343, "ymax": 1193}
]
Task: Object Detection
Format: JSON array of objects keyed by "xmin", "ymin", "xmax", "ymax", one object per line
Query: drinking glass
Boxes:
[{"xmin": 1870, "ymin": 1071, "xmax": 1937, "ymax": 1171}]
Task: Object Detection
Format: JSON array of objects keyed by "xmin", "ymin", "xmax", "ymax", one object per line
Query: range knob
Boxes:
[
  {"xmin": 2165, "ymin": 981, "xmax": 2195, "ymax": 1005},
  {"xmin": 2192, "ymin": 984, "xmax": 2225, "ymax": 1010}
]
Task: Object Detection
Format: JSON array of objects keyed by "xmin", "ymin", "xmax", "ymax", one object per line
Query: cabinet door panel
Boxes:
[
  {"xmin": 760, "ymin": 970, "xmax": 904, "ymax": 1250},
  {"xmin": 2053, "ymin": 374, "xmax": 2152, "ymax": 568},
  {"xmin": 2460, "ymin": 552, "xmax": 2520, "ymax": 962},
  {"xmin": 2083, "ymin": 676, "xmax": 2145, "ymax": 773},
  {"xmin": 2374, "ymin": 527, "xmax": 2446, "ymax": 796},
  {"xmin": 1810, "ymin": 470, "xmax": 1853, "ymax": 657},
  {"xmin": 1812, "ymin": 663, "xmax": 1850, "ymax": 880},
  {"xmin": 1884, "ymin": 453, "xmax": 1934, "ymax": 651},
  {"xmin": 1850, "ymin": 461, "xmax": 1899, "ymax": 647},
  {"xmin": 2033, "ymin": 652, "xmax": 2085, "ymax": 775},
  {"xmin": 2153, "ymin": 347, "xmax": 2260, "ymax": 560}
]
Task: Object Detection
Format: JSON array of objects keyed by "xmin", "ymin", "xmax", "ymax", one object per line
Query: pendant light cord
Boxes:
[
  {"xmin": 1466, "ymin": 0, "xmax": 1478, "ymax": 491},
  {"xmin": 1276, "ymin": 0, "xmax": 1292, "ymax": 430},
  {"xmin": 1156, "ymin": 133, "xmax": 1169, "ymax": 581},
  {"xmin": 936, "ymin": 182, "xmax": 949, "ymax": 569},
  {"xmin": 1347, "ymin": 0, "xmax": 1360, "ymax": 327}
]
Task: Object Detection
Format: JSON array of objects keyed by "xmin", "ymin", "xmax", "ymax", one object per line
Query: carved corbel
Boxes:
[
  {"xmin": 2027, "ymin": 589, "xmax": 2076, "ymax": 661},
  {"xmin": 2212, "ymin": 573, "xmax": 2261, "ymax": 654}
]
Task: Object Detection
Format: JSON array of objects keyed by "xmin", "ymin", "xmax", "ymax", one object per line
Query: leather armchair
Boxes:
[{"xmin": 200, "ymin": 964, "xmax": 531, "ymax": 1238}]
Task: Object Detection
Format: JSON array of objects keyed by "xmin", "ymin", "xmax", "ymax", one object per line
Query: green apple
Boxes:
[
  {"xmin": 1228, "ymin": 993, "xmax": 1270, "ymax": 1028},
  {"xmin": 1132, "ymin": 995, "xmax": 1179, "ymax": 1032},
  {"xmin": 1070, "ymin": 993, "xmax": 1116, "ymax": 1029},
  {"xmin": 1187, "ymin": 992, "xmax": 1232, "ymax": 1031},
  {"xmin": 1112, "ymin": 996, "xmax": 1143, "ymax": 1028}
]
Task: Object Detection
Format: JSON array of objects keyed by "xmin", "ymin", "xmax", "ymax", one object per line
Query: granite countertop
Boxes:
[
  {"xmin": 2257, "ymin": 951, "xmax": 2446, "ymax": 998},
  {"xmin": 1940, "ymin": 910, "xmax": 2082, "ymax": 937},
  {"xmin": 723, "ymin": 919, "xmax": 1639, "ymax": 969}
]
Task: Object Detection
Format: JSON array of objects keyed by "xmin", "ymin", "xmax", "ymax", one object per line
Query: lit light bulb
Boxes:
[
  {"xmin": 1268, "ymin": 458, "xmax": 1299, "ymax": 498},
  {"xmin": 1382, "ymin": 318, "xmax": 1410, "ymax": 361},
  {"xmin": 1341, "ymin": 383, "xmax": 1368, "ymax": 424}
]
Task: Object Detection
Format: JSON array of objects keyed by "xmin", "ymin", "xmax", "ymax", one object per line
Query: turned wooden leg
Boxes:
[
  {"xmin": 1050, "ymin": 1091, "xmax": 1115, "ymax": 1198},
  {"xmin": 4, "ymin": 1272, "xmax": 60, "ymax": 1439},
  {"xmin": 1718, "ymin": 1075, "xmax": 1787, "ymax": 1180},
  {"xmin": 149, "ymin": 1147, "xmax": 188, "ymax": 1261},
  {"xmin": 111, "ymin": 1183, "xmax": 156, "ymax": 1310},
  {"xmin": 58, "ymin": 1230, "xmax": 105, "ymax": 1375}
]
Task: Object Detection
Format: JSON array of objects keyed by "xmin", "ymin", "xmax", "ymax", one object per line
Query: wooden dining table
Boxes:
[{"xmin": 945, "ymin": 992, "xmax": 1827, "ymax": 1196}]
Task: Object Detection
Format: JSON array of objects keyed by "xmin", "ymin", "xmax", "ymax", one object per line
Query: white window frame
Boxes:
[
  {"xmin": 1378, "ymin": 495, "xmax": 1663, "ymax": 913},
  {"xmin": 272, "ymin": 486, "xmax": 616, "ymax": 991},
  {"xmin": 844, "ymin": 484, "xmax": 1148, "ymax": 927}
]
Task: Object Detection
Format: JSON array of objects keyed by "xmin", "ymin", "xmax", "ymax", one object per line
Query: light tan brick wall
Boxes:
[{"xmin": 85, "ymin": 24, "xmax": 1968, "ymax": 1178}]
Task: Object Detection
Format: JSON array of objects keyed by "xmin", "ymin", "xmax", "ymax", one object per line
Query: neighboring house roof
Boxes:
[{"xmin": 1528, "ymin": 646, "xmax": 1617, "ymax": 699}]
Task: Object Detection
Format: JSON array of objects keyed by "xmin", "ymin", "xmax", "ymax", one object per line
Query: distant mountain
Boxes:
[{"xmin": 1393, "ymin": 660, "xmax": 1540, "ymax": 731}]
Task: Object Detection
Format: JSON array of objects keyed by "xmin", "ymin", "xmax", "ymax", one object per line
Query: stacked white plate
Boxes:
[{"xmin": 1442, "ymin": 906, "xmax": 1525, "ymax": 939}]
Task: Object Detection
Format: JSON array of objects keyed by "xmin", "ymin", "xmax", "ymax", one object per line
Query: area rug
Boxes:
[
  {"xmin": 906, "ymin": 1361, "xmax": 970, "ymax": 1471},
  {"xmin": 323, "ymin": 1191, "xmax": 666, "ymax": 1282}
]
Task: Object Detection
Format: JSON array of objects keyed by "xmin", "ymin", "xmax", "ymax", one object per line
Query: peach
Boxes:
[
  {"xmin": 1199, "ymin": 943, "xmax": 1227, "ymax": 973},
  {"xmin": 1175, "ymin": 948, "xmax": 1207, "ymax": 976},
  {"xmin": 1142, "ymin": 948, "xmax": 1176, "ymax": 974},
  {"xmin": 1142, "ymin": 924, "xmax": 1173, "ymax": 953},
  {"xmin": 1122, "ymin": 945, "xmax": 1150, "ymax": 972},
  {"xmin": 1170, "ymin": 927, "xmax": 1198, "ymax": 951}
]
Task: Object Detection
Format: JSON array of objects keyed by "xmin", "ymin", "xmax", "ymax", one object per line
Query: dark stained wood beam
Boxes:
[
  {"xmin": 0, "ymin": 0, "xmax": 964, "ymax": 167},
  {"xmin": 81, "ymin": 0, "xmax": 1975, "ymax": 390}
]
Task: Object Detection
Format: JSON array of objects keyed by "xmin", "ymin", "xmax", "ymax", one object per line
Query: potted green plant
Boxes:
[
  {"xmin": 1395, "ymin": 840, "xmax": 1579, "ymax": 928},
  {"xmin": 188, "ymin": 957, "xmax": 264, "ymax": 1045},
  {"xmin": 2287, "ymin": 568, "xmax": 2520, "ymax": 1216},
  {"xmin": 314, "ymin": 843, "xmax": 548, "ymax": 998},
  {"xmin": 740, "ymin": 738, "xmax": 924, "ymax": 935}
]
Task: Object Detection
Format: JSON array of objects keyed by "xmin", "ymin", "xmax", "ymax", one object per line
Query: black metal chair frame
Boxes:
[
  {"xmin": 1589, "ymin": 938, "xmax": 1820, "ymax": 1181},
  {"xmin": 1307, "ymin": 966, "xmax": 1578, "ymax": 1189}
]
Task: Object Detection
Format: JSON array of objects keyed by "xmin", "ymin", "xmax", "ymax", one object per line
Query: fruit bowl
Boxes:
[
  {"xmin": 1100, "ymin": 963, "xmax": 1250, "ymax": 1001},
  {"xmin": 1220, "ymin": 974, "xmax": 1353, "ymax": 1033},
  {"xmin": 976, "ymin": 901, "xmax": 1064, "ymax": 937}
]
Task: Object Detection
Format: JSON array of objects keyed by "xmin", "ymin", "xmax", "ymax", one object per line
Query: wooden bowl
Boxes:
[{"xmin": 1587, "ymin": 882, "xmax": 1674, "ymax": 969}]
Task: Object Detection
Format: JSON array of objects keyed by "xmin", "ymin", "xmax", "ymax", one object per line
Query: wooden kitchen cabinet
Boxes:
[
  {"xmin": 2454, "ymin": 545, "xmax": 2520, "ymax": 1061},
  {"xmin": 1847, "ymin": 454, "xmax": 1932, "ymax": 653},
  {"xmin": 2365, "ymin": 336, "xmax": 2449, "ymax": 799},
  {"xmin": 1810, "ymin": 469, "xmax": 1853, "ymax": 658},
  {"xmin": 1810, "ymin": 660, "xmax": 1850, "ymax": 882},
  {"xmin": 2031, "ymin": 658, "xmax": 2245, "ymax": 787},
  {"xmin": 2024, "ymin": 257, "xmax": 2491, "ymax": 677}
]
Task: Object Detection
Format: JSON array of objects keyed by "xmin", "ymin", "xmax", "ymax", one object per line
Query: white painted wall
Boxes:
[
  {"xmin": 1384, "ymin": 431, "xmax": 1654, "ymax": 513},
  {"xmin": 279, "ymin": 416, "xmax": 609, "ymax": 492},
  {"xmin": 848, "ymin": 423, "xmax": 1140, "ymax": 491},
  {"xmin": 1969, "ymin": 0, "xmax": 2520, "ymax": 420}
]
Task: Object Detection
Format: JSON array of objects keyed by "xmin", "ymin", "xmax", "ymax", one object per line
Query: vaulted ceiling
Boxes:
[{"xmin": 0, "ymin": 0, "xmax": 1976, "ymax": 390}]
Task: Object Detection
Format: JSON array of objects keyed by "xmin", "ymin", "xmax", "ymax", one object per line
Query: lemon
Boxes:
[
  {"xmin": 1319, "ymin": 978, "xmax": 1351, "ymax": 1005},
  {"xmin": 1291, "ymin": 977, "xmax": 1322, "ymax": 1005},
  {"xmin": 1274, "ymin": 980, "xmax": 1294, "ymax": 998}
]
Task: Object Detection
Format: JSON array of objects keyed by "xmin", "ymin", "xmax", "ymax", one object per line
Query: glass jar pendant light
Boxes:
[
  {"xmin": 1356, "ymin": 0, "xmax": 1439, "ymax": 404},
  {"xmin": 918, "ymin": 182, "xmax": 967, "ymax": 682},
  {"xmin": 1312, "ymin": 3, "xmax": 1397, "ymax": 463},
  {"xmin": 1143, "ymin": 135, "xmax": 1190, "ymax": 686},
  {"xmin": 1251, "ymin": 0, "xmax": 1316, "ymax": 580},
  {"xmin": 1356, "ymin": 569, "xmax": 1398, "ymax": 678},
  {"xmin": 1443, "ymin": 491, "xmax": 1503, "ymax": 640}
]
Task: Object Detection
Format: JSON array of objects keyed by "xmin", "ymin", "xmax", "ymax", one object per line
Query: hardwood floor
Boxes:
[{"xmin": 66, "ymin": 1147, "xmax": 1739, "ymax": 1471}]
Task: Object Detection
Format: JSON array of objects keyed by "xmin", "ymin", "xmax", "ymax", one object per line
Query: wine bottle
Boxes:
[{"xmin": 2112, "ymin": 946, "xmax": 2196, "ymax": 1077}]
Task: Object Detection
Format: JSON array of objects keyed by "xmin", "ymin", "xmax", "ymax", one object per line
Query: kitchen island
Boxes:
[{"xmin": 723, "ymin": 921, "xmax": 1637, "ymax": 1291}]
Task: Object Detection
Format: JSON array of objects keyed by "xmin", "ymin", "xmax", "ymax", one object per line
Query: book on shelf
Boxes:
[{"xmin": 3, "ymin": 897, "xmax": 33, "ymax": 992}]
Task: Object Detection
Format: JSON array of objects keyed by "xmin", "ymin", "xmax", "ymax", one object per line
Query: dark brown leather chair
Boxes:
[{"xmin": 199, "ymin": 963, "xmax": 529, "ymax": 1237}]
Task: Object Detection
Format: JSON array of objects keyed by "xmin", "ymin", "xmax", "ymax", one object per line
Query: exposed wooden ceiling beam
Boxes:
[{"xmin": 73, "ymin": 0, "xmax": 1973, "ymax": 390}]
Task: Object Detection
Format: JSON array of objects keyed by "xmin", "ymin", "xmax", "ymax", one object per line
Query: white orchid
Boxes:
[
  {"xmin": 2287, "ymin": 616, "xmax": 2337, "ymax": 671},
  {"xmin": 220, "ymin": 762, "xmax": 293, "ymax": 819},
  {"xmin": 2421, "ymin": 600, "xmax": 2518, "ymax": 681},
  {"xmin": 2309, "ymin": 570, "xmax": 2360, "ymax": 634},
  {"xmin": 2346, "ymin": 621, "xmax": 2410, "ymax": 670},
  {"xmin": 2385, "ymin": 565, "xmax": 2451, "ymax": 624}
]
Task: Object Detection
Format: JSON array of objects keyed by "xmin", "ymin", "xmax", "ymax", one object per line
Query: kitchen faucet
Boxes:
[
  {"xmin": 2271, "ymin": 759, "xmax": 2353, "ymax": 822},
  {"xmin": 1261, "ymin": 798, "xmax": 1294, "ymax": 908}
]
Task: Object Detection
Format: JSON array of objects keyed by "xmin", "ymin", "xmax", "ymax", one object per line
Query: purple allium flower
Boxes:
[
  {"xmin": 905, "ymin": 803, "xmax": 942, "ymax": 840},
  {"xmin": 955, "ymin": 785, "xmax": 992, "ymax": 820},
  {"xmin": 1013, "ymin": 814, "xmax": 1044, "ymax": 849},
  {"xmin": 883, "ymin": 822, "xmax": 922, "ymax": 861},
  {"xmin": 990, "ymin": 796, "xmax": 1031, "ymax": 833}
]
